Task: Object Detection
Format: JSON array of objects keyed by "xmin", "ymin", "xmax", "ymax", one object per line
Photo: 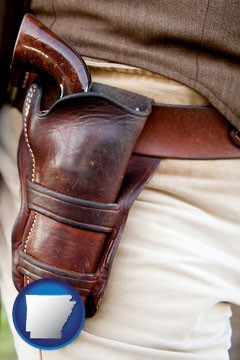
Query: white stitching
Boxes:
[
  {"xmin": 24, "ymin": 85, "xmax": 37, "ymax": 182},
  {"xmin": 23, "ymin": 85, "xmax": 38, "ymax": 270},
  {"xmin": 24, "ymin": 212, "xmax": 38, "ymax": 285},
  {"xmin": 24, "ymin": 212, "xmax": 38, "ymax": 254}
]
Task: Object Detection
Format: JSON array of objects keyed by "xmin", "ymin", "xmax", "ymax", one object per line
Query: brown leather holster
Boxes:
[
  {"xmin": 11, "ymin": 12, "xmax": 240, "ymax": 319},
  {"xmin": 12, "ymin": 82, "xmax": 160, "ymax": 317}
]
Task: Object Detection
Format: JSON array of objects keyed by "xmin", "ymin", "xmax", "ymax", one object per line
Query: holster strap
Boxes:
[
  {"xmin": 20, "ymin": 154, "xmax": 160, "ymax": 316},
  {"xmin": 28, "ymin": 180, "xmax": 121, "ymax": 233},
  {"xmin": 134, "ymin": 104, "xmax": 240, "ymax": 159}
]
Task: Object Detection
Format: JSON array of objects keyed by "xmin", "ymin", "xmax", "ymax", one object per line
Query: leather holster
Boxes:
[{"xmin": 12, "ymin": 82, "xmax": 159, "ymax": 316}]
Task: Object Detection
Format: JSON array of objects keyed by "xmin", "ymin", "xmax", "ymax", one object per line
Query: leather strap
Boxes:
[
  {"xmin": 19, "ymin": 154, "xmax": 160, "ymax": 316},
  {"xmin": 134, "ymin": 104, "xmax": 240, "ymax": 159},
  {"xmin": 28, "ymin": 180, "xmax": 121, "ymax": 233}
]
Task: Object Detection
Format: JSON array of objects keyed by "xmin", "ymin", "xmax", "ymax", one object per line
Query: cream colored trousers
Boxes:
[{"xmin": 0, "ymin": 62, "xmax": 240, "ymax": 360}]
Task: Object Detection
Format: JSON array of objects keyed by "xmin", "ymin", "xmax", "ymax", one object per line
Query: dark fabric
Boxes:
[
  {"xmin": 0, "ymin": 0, "xmax": 30, "ymax": 105},
  {"xmin": 31, "ymin": 0, "xmax": 240, "ymax": 130}
]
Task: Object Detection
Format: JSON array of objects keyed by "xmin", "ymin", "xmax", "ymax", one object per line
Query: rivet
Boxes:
[{"xmin": 230, "ymin": 129, "xmax": 240, "ymax": 148}]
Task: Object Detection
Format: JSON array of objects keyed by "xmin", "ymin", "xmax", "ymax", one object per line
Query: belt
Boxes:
[
  {"xmin": 15, "ymin": 88, "xmax": 240, "ymax": 161},
  {"xmin": 134, "ymin": 104, "xmax": 240, "ymax": 160}
]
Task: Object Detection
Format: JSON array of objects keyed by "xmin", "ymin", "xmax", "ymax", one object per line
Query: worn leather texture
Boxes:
[
  {"xmin": 11, "ymin": 83, "xmax": 159, "ymax": 316},
  {"xmin": 12, "ymin": 80, "xmax": 240, "ymax": 317},
  {"xmin": 134, "ymin": 105, "xmax": 240, "ymax": 159}
]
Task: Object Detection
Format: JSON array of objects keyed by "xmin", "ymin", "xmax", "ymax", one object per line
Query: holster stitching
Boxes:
[
  {"xmin": 22, "ymin": 85, "xmax": 38, "ymax": 284},
  {"xmin": 23, "ymin": 85, "xmax": 37, "ymax": 182}
]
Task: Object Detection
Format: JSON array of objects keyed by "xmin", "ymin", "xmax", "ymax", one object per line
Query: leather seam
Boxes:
[
  {"xmin": 23, "ymin": 85, "xmax": 37, "ymax": 182},
  {"xmin": 23, "ymin": 212, "xmax": 38, "ymax": 284},
  {"xmin": 23, "ymin": 212, "xmax": 38, "ymax": 254},
  {"xmin": 23, "ymin": 85, "xmax": 38, "ymax": 285}
]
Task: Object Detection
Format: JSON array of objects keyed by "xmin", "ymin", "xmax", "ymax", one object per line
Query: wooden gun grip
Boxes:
[{"xmin": 12, "ymin": 13, "xmax": 91, "ymax": 98}]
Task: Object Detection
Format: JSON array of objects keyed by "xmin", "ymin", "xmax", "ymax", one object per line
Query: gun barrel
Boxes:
[{"xmin": 12, "ymin": 13, "xmax": 91, "ymax": 97}]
